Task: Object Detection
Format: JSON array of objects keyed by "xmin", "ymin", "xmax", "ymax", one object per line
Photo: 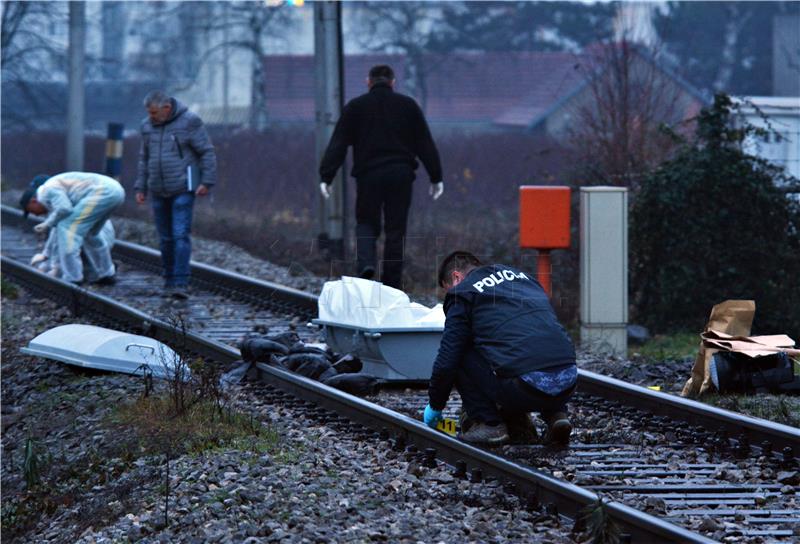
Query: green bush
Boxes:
[{"xmin": 631, "ymin": 94, "xmax": 800, "ymax": 337}]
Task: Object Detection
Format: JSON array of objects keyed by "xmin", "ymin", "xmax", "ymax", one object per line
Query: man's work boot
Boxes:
[
  {"xmin": 93, "ymin": 275, "xmax": 116, "ymax": 286},
  {"xmin": 457, "ymin": 408, "xmax": 473, "ymax": 434},
  {"xmin": 502, "ymin": 412, "xmax": 539, "ymax": 444},
  {"xmin": 544, "ymin": 412, "xmax": 572, "ymax": 445},
  {"xmin": 171, "ymin": 286, "xmax": 189, "ymax": 300},
  {"xmin": 459, "ymin": 421, "xmax": 510, "ymax": 446}
]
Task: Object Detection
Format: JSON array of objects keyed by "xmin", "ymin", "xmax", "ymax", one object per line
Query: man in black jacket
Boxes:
[
  {"xmin": 423, "ymin": 251, "xmax": 577, "ymax": 446},
  {"xmin": 319, "ymin": 65, "xmax": 443, "ymax": 289}
]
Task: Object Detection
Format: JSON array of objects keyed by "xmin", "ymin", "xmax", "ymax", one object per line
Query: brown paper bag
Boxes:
[
  {"xmin": 681, "ymin": 300, "xmax": 755, "ymax": 397},
  {"xmin": 701, "ymin": 330, "xmax": 799, "ymax": 357}
]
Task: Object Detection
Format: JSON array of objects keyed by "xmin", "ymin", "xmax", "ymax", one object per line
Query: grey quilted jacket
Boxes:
[{"xmin": 134, "ymin": 99, "xmax": 217, "ymax": 197}]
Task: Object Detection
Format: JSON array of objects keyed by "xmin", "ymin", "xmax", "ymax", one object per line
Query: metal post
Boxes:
[
  {"xmin": 314, "ymin": 1, "xmax": 346, "ymax": 260},
  {"xmin": 105, "ymin": 123, "xmax": 124, "ymax": 179},
  {"xmin": 67, "ymin": 1, "xmax": 86, "ymax": 171},
  {"xmin": 536, "ymin": 250, "xmax": 552, "ymax": 297},
  {"xmin": 222, "ymin": 2, "xmax": 230, "ymax": 128}
]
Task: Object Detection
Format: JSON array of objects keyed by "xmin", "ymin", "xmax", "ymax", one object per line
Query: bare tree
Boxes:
[
  {"xmin": 351, "ymin": 2, "xmax": 445, "ymax": 112},
  {"xmin": 712, "ymin": 3, "xmax": 752, "ymax": 92},
  {"xmin": 195, "ymin": 2, "xmax": 297, "ymax": 131},
  {"xmin": 567, "ymin": 40, "xmax": 691, "ymax": 188},
  {"xmin": 1, "ymin": 1, "xmax": 69, "ymax": 130},
  {"xmin": 1, "ymin": 1, "xmax": 66, "ymax": 69},
  {"xmin": 125, "ymin": 2, "xmax": 191, "ymax": 85}
]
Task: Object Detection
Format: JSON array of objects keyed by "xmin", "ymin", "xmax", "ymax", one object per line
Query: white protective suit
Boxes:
[
  {"xmin": 35, "ymin": 172, "xmax": 125, "ymax": 283},
  {"xmin": 34, "ymin": 221, "xmax": 116, "ymax": 281}
]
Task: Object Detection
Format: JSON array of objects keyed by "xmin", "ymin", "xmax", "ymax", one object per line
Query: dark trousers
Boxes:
[
  {"xmin": 355, "ymin": 165, "xmax": 414, "ymax": 290},
  {"xmin": 456, "ymin": 349, "xmax": 574, "ymax": 424}
]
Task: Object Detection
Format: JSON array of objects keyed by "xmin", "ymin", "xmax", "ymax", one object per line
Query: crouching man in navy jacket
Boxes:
[{"xmin": 423, "ymin": 251, "xmax": 577, "ymax": 446}]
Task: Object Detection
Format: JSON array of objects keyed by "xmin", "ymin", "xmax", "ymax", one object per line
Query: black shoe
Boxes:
[
  {"xmin": 543, "ymin": 412, "xmax": 572, "ymax": 445},
  {"xmin": 503, "ymin": 412, "xmax": 539, "ymax": 444},
  {"xmin": 171, "ymin": 286, "xmax": 189, "ymax": 300},
  {"xmin": 359, "ymin": 266, "xmax": 375, "ymax": 280},
  {"xmin": 93, "ymin": 275, "xmax": 116, "ymax": 286}
]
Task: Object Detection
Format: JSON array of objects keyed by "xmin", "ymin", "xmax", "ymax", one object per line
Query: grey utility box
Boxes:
[{"xmin": 580, "ymin": 187, "xmax": 628, "ymax": 356}]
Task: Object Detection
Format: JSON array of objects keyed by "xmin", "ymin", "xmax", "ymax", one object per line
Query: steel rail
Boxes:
[
  {"xmin": 255, "ymin": 363, "xmax": 715, "ymax": 544},
  {"xmin": 1, "ymin": 256, "xmax": 241, "ymax": 365},
  {"xmin": 1, "ymin": 205, "xmax": 318, "ymax": 316},
  {"xmin": 0, "ymin": 254, "xmax": 713, "ymax": 543},
  {"xmin": 4, "ymin": 204, "xmax": 797, "ymax": 454},
  {"xmin": 578, "ymin": 371, "xmax": 800, "ymax": 454}
]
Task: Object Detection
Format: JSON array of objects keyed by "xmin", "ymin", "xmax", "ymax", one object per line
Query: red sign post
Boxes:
[{"xmin": 519, "ymin": 186, "xmax": 571, "ymax": 297}]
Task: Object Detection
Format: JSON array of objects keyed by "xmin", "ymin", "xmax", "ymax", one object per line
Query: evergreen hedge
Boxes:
[{"xmin": 631, "ymin": 94, "xmax": 800, "ymax": 337}]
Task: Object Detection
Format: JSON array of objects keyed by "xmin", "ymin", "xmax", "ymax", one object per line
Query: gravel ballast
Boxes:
[{"xmin": 1, "ymin": 285, "xmax": 575, "ymax": 543}]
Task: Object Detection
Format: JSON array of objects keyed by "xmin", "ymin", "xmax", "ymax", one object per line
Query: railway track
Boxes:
[{"xmin": 2, "ymin": 205, "xmax": 798, "ymax": 542}]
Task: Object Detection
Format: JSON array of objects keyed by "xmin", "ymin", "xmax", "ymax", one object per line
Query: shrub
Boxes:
[
  {"xmin": 23, "ymin": 437, "xmax": 41, "ymax": 489},
  {"xmin": 1, "ymin": 278, "xmax": 19, "ymax": 299},
  {"xmin": 631, "ymin": 94, "xmax": 800, "ymax": 337}
]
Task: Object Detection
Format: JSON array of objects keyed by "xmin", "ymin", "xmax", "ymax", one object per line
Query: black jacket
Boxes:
[
  {"xmin": 319, "ymin": 82, "xmax": 442, "ymax": 184},
  {"xmin": 429, "ymin": 264, "xmax": 576, "ymax": 410}
]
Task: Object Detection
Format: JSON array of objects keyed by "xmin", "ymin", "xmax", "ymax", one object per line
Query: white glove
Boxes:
[
  {"xmin": 429, "ymin": 182, "xmax": 444, "ymax": 201},
  {"xmin": 33, "ymin": 222, "xmax": 49, "ymax": 233},
  {"xmin": 320, "ymin": 182, "xmax": 331, "ymax": 200},
  {"xmin": 30, "ymin": 253, "xmax": 48, "ymax": 266}
]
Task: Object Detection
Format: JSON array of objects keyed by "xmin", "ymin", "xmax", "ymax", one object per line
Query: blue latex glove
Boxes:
[{"xmin": 423, "ymin": 404, "xmax": 443, "ymax": 428}]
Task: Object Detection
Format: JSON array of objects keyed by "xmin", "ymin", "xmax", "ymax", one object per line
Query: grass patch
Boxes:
[
  {"xmin": 630, "ymin": 332, "xmax": 698, "ymax": 361},
  {"xmin": 1, "ymin": 277, "xmax": 19, "ymax": 299},
  {"xmin": 109, "ymin": 396, "xmax": 282, "ymax": 457},
  {"xmin": 701, "ymin": 394, "xmax": 800, "ymax": 427}
]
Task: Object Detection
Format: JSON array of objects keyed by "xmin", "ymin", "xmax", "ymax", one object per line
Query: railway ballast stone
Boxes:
[{"xmin": 2, "ymin": 284, "xmax": 575, "ymax": 544}]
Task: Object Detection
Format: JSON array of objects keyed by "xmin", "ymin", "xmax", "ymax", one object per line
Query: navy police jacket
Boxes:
[{"xmin": 428, "ymin": 264, "xmax": 576, "ymax": 410}]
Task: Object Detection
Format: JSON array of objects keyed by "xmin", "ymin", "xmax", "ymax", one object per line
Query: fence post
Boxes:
[{"xmin": 105, "ymin": 123, "xmax": 124, "ymax": 179}]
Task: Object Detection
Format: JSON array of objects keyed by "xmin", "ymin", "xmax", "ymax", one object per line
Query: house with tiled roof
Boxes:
[{"xmin": 199, "ymin": 49, "xmax": 704, "ymax": 136}]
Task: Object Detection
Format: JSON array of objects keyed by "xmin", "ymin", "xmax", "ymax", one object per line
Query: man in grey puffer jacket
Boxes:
[{"xmin": 134, "ymin": 90, "xmax": 217, "ymax": 298}]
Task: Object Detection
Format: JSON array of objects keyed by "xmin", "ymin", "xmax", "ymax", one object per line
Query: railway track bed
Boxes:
[
  {"xmin": 2, "ymin": 292, "xmax": 578, "ymax": 543},
  {"xmin": 3, "ymin": 207, "xmax": 799, "ymax": 542}
]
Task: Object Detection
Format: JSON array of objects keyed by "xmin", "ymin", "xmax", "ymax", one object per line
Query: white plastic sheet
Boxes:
[{"xmin": 318, "ymin": 277, "xmax": 445, "ymax": 330}]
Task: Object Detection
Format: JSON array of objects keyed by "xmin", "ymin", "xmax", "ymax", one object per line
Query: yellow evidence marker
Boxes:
[{"xmin": 436, "ymin": 418, "xmax": 458, "ymax": 437}]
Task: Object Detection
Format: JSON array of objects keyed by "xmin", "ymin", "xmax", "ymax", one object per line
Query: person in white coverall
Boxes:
[
  {"xmin": 20, "ymin": 172, "xmax": 125, "ymax": 284},
  {"xmin": 30, "ymin": 220, "xmax": 116, "ymax": 281}
]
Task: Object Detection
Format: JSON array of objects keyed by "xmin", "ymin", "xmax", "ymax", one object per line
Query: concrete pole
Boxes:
[
  {"xmin": 66, "ymin": 1, "xmax": 86, "ymax": 171},
  {"xmin": 314, "ymin": 1, "xmax": 346, "ymax": 260}
]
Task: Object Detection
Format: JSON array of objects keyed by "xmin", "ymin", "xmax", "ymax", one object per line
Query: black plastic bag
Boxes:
[
  {"xmin": 322, "ymin": 373, "xmax": 381, "ymax": 397},
  {"xmin": 293, "ymin": 357, "xmax": 337, "ymax": 381},
  {"xmin": 265, "ymin": 332, "xmax": 301, "ymax": 348},
  {"xmin": 239, "ymin": 338, "xmax": 290, "ymax": 362},
  {"xmin": 332, "ymin": 354, "xmax": 362, "ymax": 374},
  {"xmin": 710, "ymin": 352, "xmax": 799, "ymax": 394}
]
